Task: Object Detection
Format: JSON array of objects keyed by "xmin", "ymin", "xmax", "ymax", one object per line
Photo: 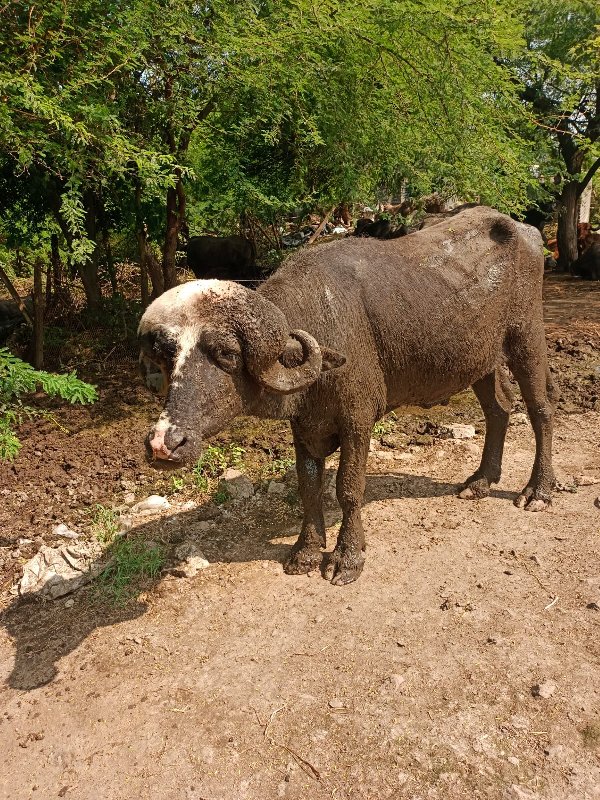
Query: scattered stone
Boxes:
[
  {"xmin": 594, "ymin": 496, "xmax": 600, "ymax": 510},
  {"xmin": 387, "ymin": 674, "xmax": 405, "ymax": 689},
  {"xmin": 52, "ymin": 523, "xmax": 80, "ymax": 540},
  {"xmin": 369, "ymin": 438, "xmax": 380, "ymax": 452},
  {"xmin": 507, "ymin": 756, "xmax": 520, "ymax": 767},
  {"xmin": 328, "ymin": 699, "xmax": 344, "ymax": 709},
  {"xmin": 123, "ymin": 492, "xmax": 136, "ymax": 506},
  {"xmin": 445, "ymin": 424, "xmax": 476, "ymax": 440},
  {"xmin": 195, "ymin": 520, "xmax": 214, "ymax": 532},
  {"xmin": 510, "ymin": 785, "xmax": 538, "ymax": 800},
  {"xmin": 511, "ymin": 413, "xmax": 529, "ymax": 426},
  {"xmin": 586, "ymin": 600, "xmax": 600, "ymax": 611},
  {"xmin": 218, "ymin": 470, "xmax": 254, "ymax": 501},
  {"xmin": 131, "ymin": 495, "xmax": 170, "ymax": 515},
  {"xmin": 19, "ymin": 543, "xmax": 103, "ymax": 600},
  {"xmin": 463, "ymin": 442, "xmax": 481, "ymax": 457},
  {"xmin": 323, "ymin": 472, "xmax": 338, "ymax": 503},
  {"xmin": 575, "ymin": 475, "xmax": 600, "ymax": 487},
  {"xmin": 283, "ymin": 465, "xmax": 298, "ymax": 487},
  {"xmin": 267, "ymin": 481, "xmax": 287, "ymax": 496},
  {"xmin": 487, "ymin": 633, "xmax": 503, "ymax": 645},
  {"xmin": 64, "ymin": 598, "xmax": 74, "ymax": 609},
  {"xmin": 170, "ymin": 540, "xmax": 210, "ymax": 578},
  {"xmin": 544, "ymin": 744, "xmax": 565, "ymax": 759},
  {"xmin": 532, "ymin": 680, "xmax": 557, "ymax": 699}
]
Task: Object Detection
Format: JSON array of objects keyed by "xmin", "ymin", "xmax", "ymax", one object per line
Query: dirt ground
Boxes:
[{"xmin": 1, "ymin": 274, "xmax": 600, "ymax": 799}]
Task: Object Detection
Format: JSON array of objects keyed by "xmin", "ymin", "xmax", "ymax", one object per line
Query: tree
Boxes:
[{"xmin": 515, "ymin": 1, "xmax": 600, "ymax": 269}]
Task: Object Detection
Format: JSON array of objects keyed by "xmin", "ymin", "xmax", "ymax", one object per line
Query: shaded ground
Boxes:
[{"xmin": 1, "ymin": 273, "xmax": 600, "ymax": 799}]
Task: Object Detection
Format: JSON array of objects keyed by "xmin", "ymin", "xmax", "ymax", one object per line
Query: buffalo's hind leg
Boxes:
[
  {"xmin": 508, "ymin": 326, "xmax": 557, "ymax": 511},
  {"xmin": 284, "ymin": 434, "xmax": 327, "ymax": 575},
  {"xmin": 460, "ymin": 369, "xmax": 512, "ymax": 500}
]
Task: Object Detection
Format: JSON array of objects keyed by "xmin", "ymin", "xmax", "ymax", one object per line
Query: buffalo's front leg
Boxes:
[
  {"xmin": 324, "ymin": 426, "xmax": 370, "ymax": 586},
  {"xmin": 284, "ymin": 436, "xmax": 326, "ymax": 575}
]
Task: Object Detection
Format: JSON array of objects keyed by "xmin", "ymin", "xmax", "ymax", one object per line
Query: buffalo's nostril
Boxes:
[{"xmin": 164, "ymin": 430, "xmax": 186, "ymax": 454}]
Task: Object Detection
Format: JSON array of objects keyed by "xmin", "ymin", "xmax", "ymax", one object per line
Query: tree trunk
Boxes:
[
  {"xmin": 557, "ymin": 182, "xmax": 580, "ymax": 272},
  {"xmin": 32, "ymin": 258, "xmax": 44, "ymax": 369},
  {"xmin": 135, "ymin": 182, "xmax": 163, "ymax": 299},
  {"xmin": 162, "ymin": 170, "xmax": 185, "ymax": 291},
  {"xmin": 50, "ymin": 233, "xmax": 63, "ymax": 291},
  {"xmin": 80, "ymin": 190, "xmax": 103, "ymax": 309}
]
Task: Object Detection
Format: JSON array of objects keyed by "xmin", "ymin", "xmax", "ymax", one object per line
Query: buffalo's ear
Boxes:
[{"xmin": 320, "ymin": 347, "xmax": 346, "ymax": 372}]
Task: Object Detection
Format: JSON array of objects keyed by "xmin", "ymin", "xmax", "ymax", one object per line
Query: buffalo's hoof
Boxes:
[
  {"xmin": 459, "ymin": 476, "xmax": 491, "ymax": 500},
  {"xmin": 514, "ymin": 487, "xmax": 552, "ymax": 511},
  {"xmin": 324, "ymin": 550, "xmax": 365, "ymax": 585},
  {"xmin": 284, "ymin": 545, "xmax": 323, "ymax": 575}
]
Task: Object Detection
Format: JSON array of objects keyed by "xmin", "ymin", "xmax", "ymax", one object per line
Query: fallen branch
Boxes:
[
  {"xmin": 0, "ymin": 264, "xmax": 33, "ymax": 326},
  {"xmin": 307, "ymin": 206, "xmax": 335, "ymax": 246}
]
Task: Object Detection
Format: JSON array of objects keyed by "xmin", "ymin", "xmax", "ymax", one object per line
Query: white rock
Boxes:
[
  {"xmin": 507, "ymin": 756, "xmax": 520, "ymax": 766},
  {"xmin": 64, "ymin": 598, "xmax": 74, "ymax": 608},
  {"xmin": 464, "ymin": 443, "xmax": 481, "ymax": 457},
  {"xmin": 123, "ymin": 492, "xmax": 136, "ymax": 505},
  {"xmin": 328, "ymin": 698, "xmax": 344, "ymax": 709},
  {"xmin": 532, "ymin": 679, "xmax": 557, "ymax": 699},
  {"xmin": 511, "ymin": 413, "xmax": 529, "ymax": 426},
  {"xmin": 52, "ymin": 523, "xmax": 80, "ymax": 540},
  {"xmin": 171, "ymin": 540, "xmax": 210, "ymax": 578},
  {"xmin": 132, "ymin": 495, "xmax": 170, "ymax": 513},
  {"xmin": 267, "ymin": 481, "xmax": 287, "ymax": 496},
  {"xmin": 575, "ymin": 474, "xmax": 600, "ymax": 486},
  {"xmin": 218, "ymin": 470, "xmax": 254, "ymax": 500},
  {"xmin": 284, "ymin": 465, "xmax": 298, "ymax": 486},
  {"xmin": 387, "ymin": 674, "xmax": 405, "ymax": 689},
  {"xmin": 510, "ymin": 786, "xmax": 539, "ymax": 800},
  {"xmin": 19, "ymin": 544, "xmax": 103, "ymax": 600},
  {"xmin": 446, "ymin": 424, "xmax": 476, "ymax": 439}
]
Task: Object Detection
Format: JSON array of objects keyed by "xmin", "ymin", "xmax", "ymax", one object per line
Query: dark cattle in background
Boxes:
[
  {"xmin": 140, "ymin": 206, "xmax": 556, "ymax": 586},
  {"xmin": 572, "ymin": 242, "xmax": 600, "ymax": 280},
  {"xmin": 186, "ymin": 235, "xmax": 261, "ymax": 283},
  {"xmin": 353, "ymin": 218, "xmax": 407, "ymax": 239},
  {"xmin": 0, "ymin": 297, "xmax": 33, "ymax": 345}
]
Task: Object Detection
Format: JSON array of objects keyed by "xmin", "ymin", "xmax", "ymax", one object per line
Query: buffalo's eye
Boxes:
[{"xmin": 209, "ymin": 347, "xmax": 240, "ymax": 373}]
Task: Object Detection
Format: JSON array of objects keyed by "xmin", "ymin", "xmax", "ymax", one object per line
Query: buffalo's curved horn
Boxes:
[{"xmin": 257, "ymin": 330, "xmax": 322, "ymax": 395}]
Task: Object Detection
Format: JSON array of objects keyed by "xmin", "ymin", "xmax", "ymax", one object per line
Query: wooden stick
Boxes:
[
  {"xmin": 306, "ymin": 205, "xmax": 335, "ymax": 246},
  {"xmin": 0, "ymin": 264, "xmax": 33, "ymax": 326}
]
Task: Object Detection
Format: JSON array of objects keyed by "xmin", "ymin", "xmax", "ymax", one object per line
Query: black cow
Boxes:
[
  {"xmin": 186, "ymin": 235, "xmax": 261, "ymax": 284},
  {"xmin": 572, "ymin": 242, "xmax": 600, "ymax": 280}
]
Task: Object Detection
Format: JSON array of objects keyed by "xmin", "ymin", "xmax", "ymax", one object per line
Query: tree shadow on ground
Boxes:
[{"xmin": 1, "ymin": 467, "xmax": 518, "ymax": 692}]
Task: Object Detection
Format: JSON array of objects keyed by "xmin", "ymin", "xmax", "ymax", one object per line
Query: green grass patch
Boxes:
[
  {"xmin": 372, "ymin": 412, "xmax": 398, "ymax": 438},
  {"xmin": 94, "ymin": 538, "xmax": 164, "ymax": 606},
  {"xmin": 213, "ymin": 487, "xmax": 231, "ymax": 505},
  {"xmin": 192, "ymin": 444, "xmax": 246, "ymax": 489},
  {"xmin": 91, "ymin": 504, "xmax": 120, "ymax": 543}
]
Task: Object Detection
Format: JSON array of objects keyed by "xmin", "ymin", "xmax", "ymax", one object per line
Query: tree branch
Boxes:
[{"xmin": 577, "ymin": 156, "xmax": 600, "ymax": 197}]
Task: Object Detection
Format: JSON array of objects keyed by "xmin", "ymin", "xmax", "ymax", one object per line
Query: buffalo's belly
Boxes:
[{"xmin": 382, "ymin": 336, "xmax": 505, "ymax": 409}]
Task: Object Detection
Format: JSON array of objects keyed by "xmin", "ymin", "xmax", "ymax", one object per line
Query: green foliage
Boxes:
[
  {"xmin": 261, "ymin": 454, "xmax": 296, "ymax": 480},
  {"xmin": 213, "ymin": 488, "xmax": 231, "ymax": 506},
  {"xmin": 193, "ymin": 444, "xmax": 246, "ymax": 480},
  {"xmin": 0, "ymin": 348, "xmax": 97, "ymax": 460},
  {"xmin": 372, "ymin": 413, "xmax": 398, "ymax": 438},
  {"xmin": 91, "ymin": 504, "xmax": 121, "ymax": 544},
  {"xmin": 94, "ymin": 538, "xmax": 164, "ymax": 606},
  {"xmin": 170, "ymin": 475, "xmax": 186, "ymax": 493}
]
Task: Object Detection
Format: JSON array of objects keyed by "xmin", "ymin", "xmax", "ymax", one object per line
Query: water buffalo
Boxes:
[
  {"xmin": 186, "ymin": 235, "xmax": 260, "ymax": 283},
  {"xmin": 572, "ymin": 242, "xmax": 600, "ymax": 280},
  {"xmin": 139, "ymin": 206, "xmax": 556, "ymax": 585}
]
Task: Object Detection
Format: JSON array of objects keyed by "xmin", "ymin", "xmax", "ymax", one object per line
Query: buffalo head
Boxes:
[{"xmin": 138, "ymin": 280, "xmax": 345, "ymax": 465}]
